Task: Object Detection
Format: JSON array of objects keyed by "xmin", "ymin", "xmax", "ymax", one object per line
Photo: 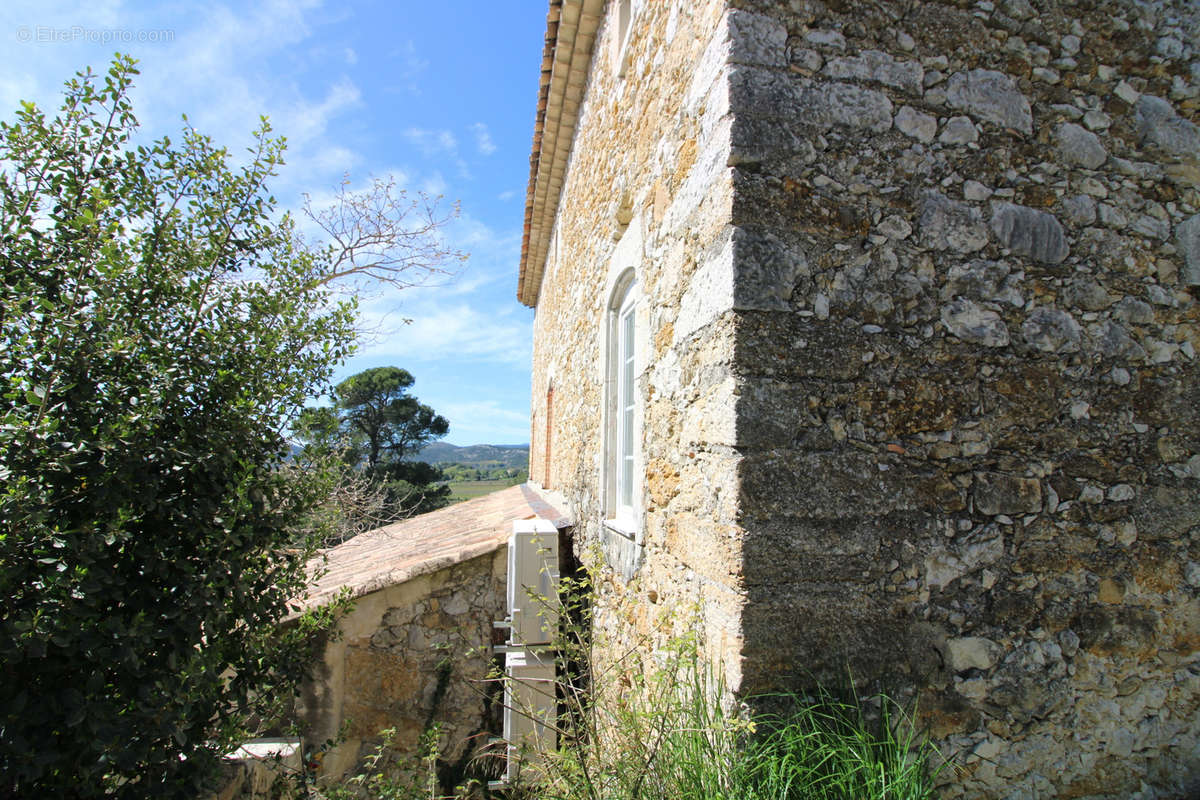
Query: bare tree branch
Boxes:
[{"xmin": 301, "ymin": 174, "xmax": 467, "ymax": 294}]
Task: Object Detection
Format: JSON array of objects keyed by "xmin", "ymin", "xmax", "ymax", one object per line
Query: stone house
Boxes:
[
  {"xmin": 295, "ymin": 486, "xmax": 564, "ymax": 784},
  {"xmin": 519, "ymin": 0, "xmax": 1200, "ymax": 797}
]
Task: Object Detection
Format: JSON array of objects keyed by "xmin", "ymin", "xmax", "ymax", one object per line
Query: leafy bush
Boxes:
[{"xmin": 0, "ymin": 57, "xmax": 453, "ymax": 797}]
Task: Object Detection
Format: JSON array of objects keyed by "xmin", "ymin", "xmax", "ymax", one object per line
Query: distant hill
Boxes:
[{"xmin": 411, "ymin": 442, "xmax": 529, "ymax": 469}]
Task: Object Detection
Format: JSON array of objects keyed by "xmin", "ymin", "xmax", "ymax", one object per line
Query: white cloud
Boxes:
[
  {"xmin": 440, "ymin": 400, "xmax": 529, "ymax": 427},
  {"xmin": 0, "ymin": 0, "xmax": 535, "ymax": 446},
  {"xmin": 0, "ymin": 0, "xmax": 366, "ymax": 208},
  {"xmin": 420, "ymin": 171, "xmax": 448, "ymax": 198},
  {"xmin": 497, "ymin": 189, "xmax": 517, "ymax": 201},
  {"xmin": 358, "ymin": 302, "xmax": 530, "ymax": 367},
  {"xmin": 277, "ymin": 78, "xmax": 362, "ymax": 144},
  {"xmin": 469, "ymin": 121, "xmax": 496, "ymax": 155},
  {"xmin": 0, "ymin": 74, "xmax": 40, "ymax": 120},
  {"xmin": 385, "ymin": 40, "xmax": 427, "ymax": 95},
  {"xmin": 308, "ymin": 144, "xmax": 363, "ymax": 175},
  {"xmin": 438, "ymin": 400, "xmax": 530, "ymax": 444},
  {"xmin": 402, "ymin": 128, "xmax": 471, "ymax": 180},
  {"xmin": 404, "ymin": 127, "xmax": 458, "ymax": 156}
]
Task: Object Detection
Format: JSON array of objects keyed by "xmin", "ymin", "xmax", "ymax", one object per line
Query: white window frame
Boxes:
[
  {"xmin": 611, "ymin": 0, "xmax": 636, "ymax": 78},
  {"xmin": 603, "ymin": 268, "xmax": 640, "ymax": 535}
]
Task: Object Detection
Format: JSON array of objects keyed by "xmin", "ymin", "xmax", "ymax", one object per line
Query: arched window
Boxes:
[{"xmin": 605, "ymin": 269, "xmax": 638, "ymax": 531}]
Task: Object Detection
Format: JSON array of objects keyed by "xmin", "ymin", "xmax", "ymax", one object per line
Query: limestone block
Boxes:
[
  {"xmin": 686, "ymin": 14, "xmax": 734, "ymax": 115},
  {"xmin": 1086, "ymin": 320, "xmax": 1146, "ymax": 361},
  {"xmin": 674, "ymin": 229, "xmax": 733, "ymax": 343},
  {"xmin": 1176, "ymin": 214, "xmax": 1200, "ymax": 287},
  {"xmin": 921, "ymin": 192, "xmax": 989, "ymax": 252},
  {"xmin": 974, "ymin": 472, "xmax": 1042, "ymax": 515},
  {"xmin": 1134, "ymin": 95, "xmax": 1200, "ymax": 159},
  {"xmin": 944, "ymin": 69, "xmax": 1033, "ymax": 134},
  {"xmin": 727, "ymin": 9, "xmax": 787, "ymax": 67},
  {"xmin": 1131, "ymin": 213, "xmax": 1170, "ymax": 241},
  {"xmin": 728, "ymin": 65, "xmax": 799, "ymax": 118},
  {"xmin": 730, "ymin": 115, "xmax": 810, "ymax": 166},
  {"xmin": 925, "ymin": 550, "xmax": 968, "ymax": 589},
  {"xmin": 963, "ymin": 180, "xmax": 991, "ymax": 201},
  {"xmin": 822, "ymin": 50, "xmax": 924, "ymax": 94},
  {"xmin": 1055, "ymin": 122, "xmax": 1108, "ymax": 169},
  {"xmin": 664, "ymin": 118, "xmax": 731, "ymax": 234},
  {"xmin": 1063, "ymin": 277, "xmax": 1113, "ymax": 311},
  {"xmin": 990, "ymin": 202, "xmax": 1069, "ymax": 264},
  {"xmin": 946, "ymin": 636, "xmax": 1000, "ymax": 672},
  {"xmin": 940, "ymin": 115, "xmax": 979, "ymax": 145},
  {"xmin": 793, "ymin": 79, "xmax": 894, "ymax": 134},
  {"xmin": 1061, "ymin": 194, "xmax": 1097, "ymax": 226},
  {"xmin": 1112, "ymin": 296, "xmax": 1155, "ymax": 325},
  {"xmin": 731, "ymin": 227, "xmax": 808, "ymax": 311},
  {"xmin": 942, "ymin": 260, "xmax": 1024, "ymax": 307},
  {"xmin": 739, "ymin": 450, "xmax": 921, "ymax": 519},
  {"xmin": 787, "ymin": 47, "xmax": 823, "ymax": 72},
  {"xmin": 895, "ymin": 105, "xmax": 937, "ymax": 142},
  {"xmin": 679, "ymin": 375, "xmax": 738, "ymax": 447},
  {"xmin": 877, "ymin": 214, "xmax": 913, "ymax": 240},
  {"xmin": 941, "ymin": 298, "xmax": 1010, "ymax": 347},
  {"xmin": 1022, "ymin": 307, "xmax": 1082, "ymax": 353},
  {"xmin": 804, "ymin": 29, "xmax": 846, "ymax": 50}
]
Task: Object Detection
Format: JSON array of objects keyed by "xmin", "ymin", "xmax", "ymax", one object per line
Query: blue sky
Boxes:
[{"xmin": 0, "ymin": 1, "xmax": 549, "ymax": 445}]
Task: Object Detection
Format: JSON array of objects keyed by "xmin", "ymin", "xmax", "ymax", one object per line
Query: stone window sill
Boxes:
[{"xmin": 603, "ymin": 518, "xmax": 637, "ymax": 541}]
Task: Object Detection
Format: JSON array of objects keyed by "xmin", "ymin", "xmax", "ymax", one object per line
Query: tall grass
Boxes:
[
  {"xmin": 318, "ymin": 572, "xmax": 943, "ymax": 800},
  {"xmin": 731, "ymin": 689, "xmax": 939, "ymax": 800},
  {"xmin": 512, "ymin": 605, "xmax": 942, "ymax": 800},
  {"xmin": 528, "ymin": 677, "xmax": 940, "ymax": 800}
]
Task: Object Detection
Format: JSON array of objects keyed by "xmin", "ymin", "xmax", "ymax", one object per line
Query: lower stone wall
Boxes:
[
  {"xmin": 725, "ymin": 1, "xmax": 1200, "ymax": 797},
  {"xmin": 298, "ymin": 550, "xmax": 506, "ymax": 786}
]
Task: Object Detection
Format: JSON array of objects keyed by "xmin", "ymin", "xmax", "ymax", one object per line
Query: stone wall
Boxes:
[
  {"xmin": 299, "ymin": 550, "xmax": 505, "ymax": 784},
  {"xmin": 724, "ymin": 1, "xmax": 1200, "ymax": 797},
  {"xmin": 528, "ymin": 0, "xmax": 1199, "ymax": 796},
  {"xmin": 528, "ymin": 0, "xmax": 750, "ymax": 681}
]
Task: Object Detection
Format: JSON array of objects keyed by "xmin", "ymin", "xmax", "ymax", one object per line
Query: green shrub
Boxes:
[
  {"xmin": 502, "ymin": 575, "xmax": 943, "ymax": 800},
  {"xmin": 316, "ymin": 578, "xmax": 943, "ymax": 800},
  {"xmin": 525, "ymin": 653, "xmax": 941, "ymax": 800}
]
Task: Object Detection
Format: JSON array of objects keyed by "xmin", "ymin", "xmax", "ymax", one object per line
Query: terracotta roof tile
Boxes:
[{"xmin": 301, "ymin": 484, "xmax": 565, "ymax": 609}]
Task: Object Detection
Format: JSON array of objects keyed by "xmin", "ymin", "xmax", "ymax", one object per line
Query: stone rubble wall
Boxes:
[
  {"xmin": 298, "ymin": 550, "xmax": 506, "ymax": 783},
  {"xmin": 724, "ymin": 1, "xmax": 1199, "ymax": 797},
  {"xmin": 529, "ymin": 0, "xmax": 751, "ymax": 681},
  {"xmin": 529, "ymin": 0, "xmax": 1198, "ymax": 795}
]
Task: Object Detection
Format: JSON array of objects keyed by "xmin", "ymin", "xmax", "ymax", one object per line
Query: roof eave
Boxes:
[{"xmin": 517, "ymin": 0, "xmax": 605, "ymax": 308}]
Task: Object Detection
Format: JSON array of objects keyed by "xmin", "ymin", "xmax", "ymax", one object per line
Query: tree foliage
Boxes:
[
  {"xmin": 297, "ymin": 366, "xmax": 452, "ymax": 531},
  {"xmin": 336, "ymin": 366, "xmax": 449, "ymax": 468},
  {"xmin": 0, "ymin": 57, "xmax": 457, "ymax": 796}
]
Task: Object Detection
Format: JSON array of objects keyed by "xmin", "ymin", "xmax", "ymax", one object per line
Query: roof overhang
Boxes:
[
  {"xmin": 517, "ymin": 0, "xmax": 606, "ymax": 307},
  {"xmin": 300, "ymin": 484, "xmax": 567, "ymax": 609}
]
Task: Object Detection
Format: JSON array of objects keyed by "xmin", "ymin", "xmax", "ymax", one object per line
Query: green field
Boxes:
[{"xmin": 446, "ymin": 479, "xmax": 520, "ymax": 503}]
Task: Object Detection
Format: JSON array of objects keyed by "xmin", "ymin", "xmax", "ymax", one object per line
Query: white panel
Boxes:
[
  {"xmin": 507, "ymin": 519, "xmax": 560, "ymax": 646},
  {"xmin": 502, "ymin": 647, "xmax": 558, "ymax": 784}
]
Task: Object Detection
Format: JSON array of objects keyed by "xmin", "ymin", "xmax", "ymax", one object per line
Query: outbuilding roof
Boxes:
[{"xmin": 302, "ymin": 484, "xmax": 566, "ymax": 608}]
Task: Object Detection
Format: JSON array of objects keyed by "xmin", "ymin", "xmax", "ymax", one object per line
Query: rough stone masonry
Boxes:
[
  {"xmin": 724, "ymin": 1, "xmax": 1199, "ymax": 796},
  {"xmin": 523, "ymin": 0, "xmax": 1199, "ymax": 797}
]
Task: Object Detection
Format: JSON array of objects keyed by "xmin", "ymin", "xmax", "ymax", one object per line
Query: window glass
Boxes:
[
  {"xmin": 607, "ymin": 271, "xmax": 638, "ymax": 528},
  {"xmin": 618, "ymin": 300, "xmax": 635, "ymax": 512}
]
